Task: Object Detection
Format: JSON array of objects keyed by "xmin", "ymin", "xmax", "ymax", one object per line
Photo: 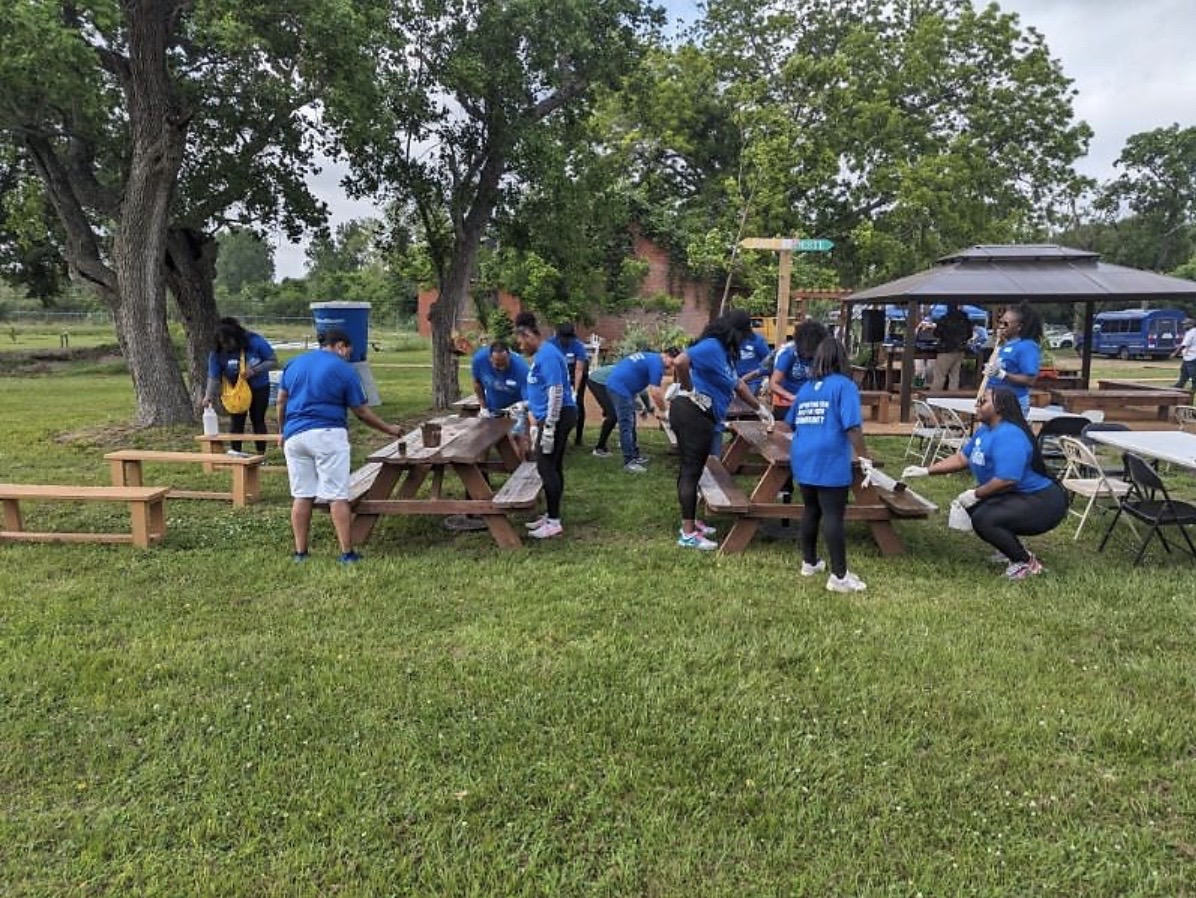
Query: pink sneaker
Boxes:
[
  {"xmin": 694, "ymin": 519, "xmax": 717, "ymax": 537},
  {"xmin": 528, "ymin": 520, "xmax": 563, "ymax": 539},
  {"xmin": 1004, "ymin": 556, "xmax": 1044, "ymax": 580}
]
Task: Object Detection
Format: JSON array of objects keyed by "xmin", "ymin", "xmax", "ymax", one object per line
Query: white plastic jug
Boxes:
[{"xmin": 202, "ymin": 405, "xmax": 219, "ymax": 437}]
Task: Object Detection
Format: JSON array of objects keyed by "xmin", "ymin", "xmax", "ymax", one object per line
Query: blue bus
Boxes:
[{"xmin": 1091, "ymin": 308, "xmax": 1186, "ymax": 359}]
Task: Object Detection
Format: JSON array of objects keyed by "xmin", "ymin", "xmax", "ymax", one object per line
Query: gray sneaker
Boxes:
[
  {"xmin": 591, "ymin": 447, "xmax": 611, "ymax": 458},
  {"xmin": 624, "ymin": 461, "xmax": 647, "ymax": 474}
]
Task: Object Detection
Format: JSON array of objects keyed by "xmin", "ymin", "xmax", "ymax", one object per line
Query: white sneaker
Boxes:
[
  {"xmin": 591, "ymin": 447, "xmax": 611, "ymax": 458},
  {"xmin": 801, "ymin": 559, "xmax": 826, "ymax": 577},
  {"xmin": 624, "ymin": 461, "xmax": 647, "ymax": 474},
  {"xmin": 525, "ymin": 514, "xmax": 547, "ymax": 530},
  {"xmin": 226, "ymin": 449, "xmax": 251, "ymax": 458},
  {"xmin": 677, "ymin": 530, "xmax": 718, "ymax": 551},
  {"xmin": 694, "ymin": 519, "xmax": 717, "ymax": 537},
  {"xmin": 632, "ymin": 455, "xmax": 651, "ymax": 465},
  {"xmin": 826, "ymin": 571, "xmax": 867, "ymax": 593},
  {"xmin": 528, "ymin": 520, "xmax": 563, "ymax": 539}
]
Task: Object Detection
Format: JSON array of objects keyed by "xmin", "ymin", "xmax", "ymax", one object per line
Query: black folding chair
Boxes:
[
  {"xmin": 1098, "ymin": 452, "xmax": 1196, "ymax": 565},
  {"xmin": 1035, "ymin": 415, "xmax": 1090, "ymax": 474}
]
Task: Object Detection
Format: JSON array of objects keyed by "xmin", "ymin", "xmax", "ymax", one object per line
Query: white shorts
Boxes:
[{"xmin": 284, "ymin": 428, "xmax": 351, "ymax": 501}]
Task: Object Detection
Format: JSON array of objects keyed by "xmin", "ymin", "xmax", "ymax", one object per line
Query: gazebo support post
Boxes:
[
  {"xmin": 1080, "ymin": 301, "xmax": 1095, "ymax": 389},
  {"xmin": 900, "ymin": 299, "xmax": 918, "ymax": 422}
]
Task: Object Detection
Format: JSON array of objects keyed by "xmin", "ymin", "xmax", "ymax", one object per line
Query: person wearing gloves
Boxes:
[
  {"xmin": 515, "ymin": 311, "xmax": 577, "ymax": 540},
  {"xmin": 549, "ymin": 322, "xmax": 590, "ymax": 447},
  {"xmin": 786, "ymin": 336, "xmax": 872, "ymax": 593},
  {"xmin": 982, "ymin": 302, "xmax": 1044, "ymax": 412},
  {"xmin": 203, "ymin": 317, "xmax": 278, "ymax": 456},
  {"xmin": 670, "ymin": 309, "xmax": 774, "ymax": 550},
  {"xmin": 901, "ymin": 387, "xmax": 1068, "ymax": 580},
  {"xmin": 470, "ymin": 340, "xmax": 530, "ymax": 453},
  {"xmin": 601, "ymin": 348, "xmax": 680, "ymax": 473},
  {"xmin": 736, "ymin": 328, "xmax": 772, "ymax": 395},
  {"xmin": 769, "ymin": 321, "xmax": 827, "ymax": 421}
]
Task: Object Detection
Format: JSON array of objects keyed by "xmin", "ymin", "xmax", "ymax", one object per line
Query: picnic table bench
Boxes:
[
  {"xmin": 1, "ymin": 483, "xmax": 169, "ymax": 548},
  {"xmin": 104, "ymin": 449, "xmax": 265, "ymax": 507},
  {"xmin": 1050, "ymin": 388, "xmax": 1190, "ymax": 422},
  {"xmin": 705, "ymin": 421, "xmax": 937, "ymax": 555},
  {"xmin": 194, "ymin": 432, "xmax": 283, "ymax": 471},
  {"xmin": 1097, "ymin": 378, "xmax": 1179, "ymax": 391}
]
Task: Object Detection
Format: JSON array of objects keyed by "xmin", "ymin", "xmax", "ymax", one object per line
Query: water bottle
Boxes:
[{"xmin": 202, "ymin": 405, "xmax": 219, "ymax": 437}]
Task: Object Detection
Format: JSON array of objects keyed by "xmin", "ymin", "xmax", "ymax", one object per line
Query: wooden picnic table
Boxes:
[
  {"xmin": 349, "ymin": 415, "xmax": 540, "ymax": 549},
  {"xmin": 1050, "ymin": 388, "xmax": 1190, "ymax": 421},
  {"xmin": 704, "ymin": 421, "xmax": 936, "ymax": 555}
]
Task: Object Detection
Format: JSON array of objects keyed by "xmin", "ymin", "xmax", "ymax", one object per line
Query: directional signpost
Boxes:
[{"xmin": 740, "ymin": 237, "xmax": 836, "ymax": 345}]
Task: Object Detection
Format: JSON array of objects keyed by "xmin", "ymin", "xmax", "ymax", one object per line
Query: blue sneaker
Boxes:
[{"xmin": 338, "ymin": 551, "xmax": 362, "ymax": 565}]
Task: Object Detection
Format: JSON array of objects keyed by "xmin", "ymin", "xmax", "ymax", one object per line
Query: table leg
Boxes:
[
  {"xmin": 718, "ymin": 519, "xmax": 759, "ymax": 554},
  {"xmin": 852, "ymin": 471, "xmax": 906, "ymax": 556},
  {"xmin": 454, "ymin": 463, "xmax": 522, "ymax": 549},
  {"xmin": 350, "ymin": 466, "xmax": 404, "ymax": 545},
  {"xmin": 721, "ymin": 435, "xmax": 751, "ymax": 473}
]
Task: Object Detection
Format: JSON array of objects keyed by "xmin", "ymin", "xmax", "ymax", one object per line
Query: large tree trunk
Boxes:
[
  {"xmin": 111, "ymin": 1, "xmax": 194, "ymax": 426},
  {"xmin": 166, "ymin": 227, "xmax": 221, "ymax": 411}
]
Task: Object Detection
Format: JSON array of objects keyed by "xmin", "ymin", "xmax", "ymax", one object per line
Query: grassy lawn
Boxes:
[{"xmin": 2, "ymin": 343, "xmax": 1195, "ymax": 896}]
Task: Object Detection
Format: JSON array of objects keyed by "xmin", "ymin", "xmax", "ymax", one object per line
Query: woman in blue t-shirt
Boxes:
[
  {"xmin": 203, "ymin": 317, "xmax": 278, "ymax": 455},
  {"xmin": 669, "ymin": 310, "xmax": 774, "ymax": 550},
  {"xmin": 902, "ymin": 387, "xmax": 1068, "ymax": 580},
  {"xmin": 984, "ymin": 302, "xmax": 1044, "ymax": 412},
  {"xmin": 549, "ymin": 322, "xmax": 590, "ymax": 447},
  {"xmin": 786, "ymin": 337, "xmax": 871, "ymax": 593}
]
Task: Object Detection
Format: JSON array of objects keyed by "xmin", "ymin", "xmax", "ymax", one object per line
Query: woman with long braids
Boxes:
[
  {"xmin": 902, "ymin": 387, "xmax": 1068, "ymax": 580},
  {"xmin": 984, "ymin": 301, "xmax": 1044, "ymax": 412},
  {"xmin": 669, "ymin": 309, "xmax": 774, "ymax": 550}
]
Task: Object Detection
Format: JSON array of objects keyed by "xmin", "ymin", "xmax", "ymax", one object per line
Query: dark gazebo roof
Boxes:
[{"xmin": 847, "ymin": 244, "xmax": 1196, "ymax": 304}]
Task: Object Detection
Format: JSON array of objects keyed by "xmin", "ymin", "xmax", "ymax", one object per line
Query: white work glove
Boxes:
[
  {"xmin": 955, "ymin": 488, "xmax": 980, "ymax": 509},
  {"xmin": 983, "ymin": 358, "xmax": 1006, "ymax": 379},
  {"xmin": 756, "ymin": 406, "xmax": 775, "ymax": 428},
  {"xmin": 901, "ymin": 465, "xmax": 930, "ymax": 480},
  {"xmin": 478, "ymin": 407, "xmax": 495, "ymax": 419},
  {"xmin": 529, "ymin": 424, "xmax": 539, "ymax": 448},
  {"xmin": 857, "ymin": 456, "xmax": 874, "ymax": 487},
  {"xmin": 540, "ymin": 423, "xmax": 556, "ymax": 455}
]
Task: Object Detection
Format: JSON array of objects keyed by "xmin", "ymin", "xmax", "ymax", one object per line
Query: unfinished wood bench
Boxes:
[
  {"xmin": 493, "ymin": 461, "xmax": 543, "ymax": 509},
  {"xmin": 105, "ymin": 450, "xmax": 265, "ymax": 507},
  {"xmin": 0, "ymin": 483, "xmax": 169, "ymax": 548},
  {"xmin": 194, "ymin": 432, "xmax": 283, "ymax": 471}
]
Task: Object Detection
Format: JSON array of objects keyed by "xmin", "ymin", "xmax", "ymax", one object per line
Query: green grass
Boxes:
[{"xmin": 2, "ymin": 349, "xmax": 1196, "ymax": 896}]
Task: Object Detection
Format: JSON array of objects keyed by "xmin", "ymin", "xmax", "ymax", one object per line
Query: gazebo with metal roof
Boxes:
[{"xmin": 845, "ymin": 245, "xmax": 1196, "ymax": 420}]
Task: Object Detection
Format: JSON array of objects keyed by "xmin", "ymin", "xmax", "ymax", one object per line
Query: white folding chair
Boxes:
[
  {"xmin": 1059, "ymin": 436, "xmax": 1135, "ymax": 540},
  {"xmin": 906, "ymin": 400, "xmax": 944, "ymax": 465},
  {"xmin": 931, "ymin": 405, "xmax": 970, "ymax": 462},
  {"xmin": 1080, "ymin": 409, "xmax": 1106, "ymax": 423},
  {"xmin": 1174, "ymin": 404, "xmax": 1196, "ymax": 432}
]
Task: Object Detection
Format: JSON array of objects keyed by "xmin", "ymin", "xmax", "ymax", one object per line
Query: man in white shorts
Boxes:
[{"xmin": 277, "ymin": 328, "xmax": 402, "ymax": 563}]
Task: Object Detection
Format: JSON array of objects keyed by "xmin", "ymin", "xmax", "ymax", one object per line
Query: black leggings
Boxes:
[
  {"xmin": 588, "ymin": 381, "xmax": 618, "ymax": 452},
  {"xmin": 799, "ymin": 484, "xmax": 850, "ymax": 577},
  {"xmin": 536, "ymin": 406, "xmax": 577, "ymax": 520},
  {"xmin": 670, "ymin": 397, "xmax": 716, "ymax": 522},
  {"xmin": 567, "ymin": 364, "xmax": 589, "ymax": 445},
  {"xmin": 969, "ymin": 483, "xmax": 1068, "ymax": 563},
  {"xmin": 230, "ymin": 384, "xmax": 271, "ymax": 453}
]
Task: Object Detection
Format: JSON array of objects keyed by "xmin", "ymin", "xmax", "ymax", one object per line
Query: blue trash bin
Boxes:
[{"xmin": 311, "ymin": 301, "xmax": 372, "ymax": 362}]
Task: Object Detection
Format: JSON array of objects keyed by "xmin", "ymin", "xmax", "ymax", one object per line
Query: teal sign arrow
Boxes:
[{"xmin": 785, "ymin": 238, "xmax": 834, "ymax": 252}]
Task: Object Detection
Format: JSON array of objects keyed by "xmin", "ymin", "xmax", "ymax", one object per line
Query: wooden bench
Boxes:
[
  {"xmin": 1050, "ymin": 388, "xmax": 1190, "ymax": 422},
  {"xmin": 859, "ymin": 390, "xmax": 891, "ymax": 423},
  {"xmin": 493, "ymin": 461, "xmax": 543, "ymax": 509},
  {"xmin": 104, "ymin": 450, "xmax": 265, "ymax": 507},
  {"xmin": 698, "ymin": 457, "xmax": 751, "ymax": 514},
  {"xmin": 1097, "ymin": 378, "xmax": 1178, "ymax": 391},
  {"xmin": 195, "ymin": 432, "xmax": 283, "ymax": 471},
  {"xmin": 452, "ymin": 396, "xmax": 482, "ymax": 417},
  {"xmin": 0, "ymin": 483, "xmax": 169, "ymax": 548}
]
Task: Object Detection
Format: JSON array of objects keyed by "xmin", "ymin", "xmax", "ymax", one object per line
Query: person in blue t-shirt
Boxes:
[
  {"xmin": 669, "ymin": 310, "xmax": 774, "ymax": 550},
  {"xmin": 549, "ymin": 322, "xmax": 590, "ymax": 447},
  {"xmin": 769, "ymin": 321, "xmax": 827, "ymax": 504},
  {"xmin": 736, "ymin": 330, "xmax": 771, "ymax": 394},
  {"xmin": 984, "ymin": 302, "xmax": 1044, "ymax": 412},
  {"xmin": 470, "ymin": 340, "xmax": 530, "ymax": 451},
  {"xmin": 600, "ymin": 348, "xmax": 679, "ymax": 472},
  {"xmin": 901, "ymin": 387, "xmax": 1067, "ymax": 580},
  {"xmin": 786, "ymin": 337, "xmax": 872, "ymax": 593},
  {"xmin": 277, "ymin": 328, "xmax": 403, "ymax": 564},
  {"xmin": 515, "ymin": 311, "xmax": 577, "ymax": 539},
  {"xmin": 203, "ymin": 317, "xmax": 278, "ymax": 455}
]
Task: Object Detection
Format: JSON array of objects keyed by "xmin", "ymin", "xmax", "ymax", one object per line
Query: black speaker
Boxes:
[{"xmin": 861, "ymin": 309, "xmax": 886, "ymax": 344}]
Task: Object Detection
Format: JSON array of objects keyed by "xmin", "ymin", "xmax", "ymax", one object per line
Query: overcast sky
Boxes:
[{"xmin": 272, "ymin": 0, "xmax": 1196, "ymax": 279}]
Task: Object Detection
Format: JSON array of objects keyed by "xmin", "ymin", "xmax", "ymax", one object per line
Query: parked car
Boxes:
[{"xmin": 1047, "ymin": 330, "xmax": 1077, "ymax": 349}]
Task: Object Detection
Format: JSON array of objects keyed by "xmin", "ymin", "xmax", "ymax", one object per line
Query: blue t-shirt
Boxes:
[
  {"xmin": 788, "ymin": 374, "xmax": 863, "ymax": 488},
  {"xmin": 687, "ymin": 337, "xmax": 739, "ymax": 423},
  {"xmin": 772, "ymin": 344, "xmax": 815, "ymax": 399},
  {"xmin": 207, "ymin": 332, "xmax": 275, "ymax": 390},
  {"xmin": 549, "ymin": 335, "xmax": 589, "ymax": 371},
  {"xmin": 989, "ymin": 337, "xmax": 1040, "ymax": 404},
  {"xmin": 470, "ymin": 347, "xmax": 529, "ymax": 413},
  {"xmin": 736, "ymin": 333, "xmax": 771, "ymax": 388},
  {"xmin": 279, "ymin": 349, "xmax": 367, "ymax": 438},
  {"xmin": 525, "ymin": 342, "xmax": 576, "ymax": 421},
  {"xmin": 606, "ymin": 352, "xmax": 665, "ymax": 399},
  {"xmin": 961, "ymin": 421, "xmax": 1054, "ymax": 494}
]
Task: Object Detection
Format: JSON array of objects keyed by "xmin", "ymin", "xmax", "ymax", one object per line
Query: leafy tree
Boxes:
[
  {"xmin": 214, "ymin": 229, "xmax": 275, "ymax": 300},
  {"xmin": 0, "ymin": 160, "xmax": 69, "ymax": 304},
  {"xmin": 334, "ymin": 0, "xmax": 663, "ymax": 407},
  {"xmin": 0, "ymin": 0, "xmax": 372, "ymax": 423}
]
